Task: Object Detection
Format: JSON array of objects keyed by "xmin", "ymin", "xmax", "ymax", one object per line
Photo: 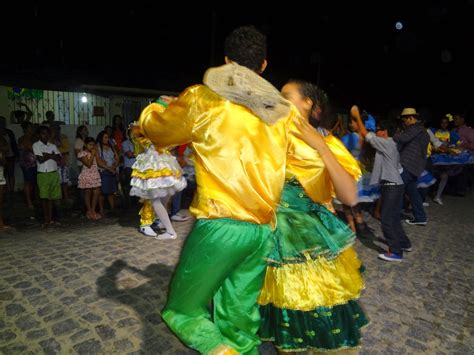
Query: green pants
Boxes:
[{"xmin": 162, "ymin": 218, "xmax": 272, "ymax": 355}]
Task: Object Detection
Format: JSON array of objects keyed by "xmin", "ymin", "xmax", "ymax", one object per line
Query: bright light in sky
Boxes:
[{"xmin": 395, "ymin": 22, "xmax": 403, "ymax": 30}]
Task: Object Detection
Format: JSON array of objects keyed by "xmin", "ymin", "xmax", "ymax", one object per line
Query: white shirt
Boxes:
[{"xmin": 33, "ymin": 141, "xmax": 60, "ymax": 173}]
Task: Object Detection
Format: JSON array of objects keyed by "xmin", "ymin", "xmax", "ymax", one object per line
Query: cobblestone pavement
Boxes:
[{"xmin": 0, "ymin": 192, "xmax": 473, "ymax": 354}]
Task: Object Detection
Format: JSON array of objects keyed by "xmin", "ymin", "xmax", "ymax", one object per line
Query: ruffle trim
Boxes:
[
  {"xmin": 130, "ymin": 177, "xmax": 187, "ymax": 199},
  {"xmin": 258, "ymin": 248, "xmax": 364, "ymax": 310},
  {"xmin": 131, "ymin": 168, "xmax": 182, "ymax": 179},
  {"xmin": 259, "ymin": 300, "xmax": 368, "ymax": 352}
]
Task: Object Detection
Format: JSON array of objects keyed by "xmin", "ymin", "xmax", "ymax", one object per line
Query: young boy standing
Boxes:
[
  {"xmin": 352, "ymin": 106, "xmax": 412, "ymax": 261},
  {"xmin": 33, "ymin": 126, "xmax": 62, "ymax": 226}
]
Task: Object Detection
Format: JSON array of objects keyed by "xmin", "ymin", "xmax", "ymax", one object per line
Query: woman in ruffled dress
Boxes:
[
  {"xmin": 129, "ymin": 105, "xmax": 187, "ymax": 240},
  {"xmin": 258, "ymin": 79, "xmax": 368, "ymax": 354}
]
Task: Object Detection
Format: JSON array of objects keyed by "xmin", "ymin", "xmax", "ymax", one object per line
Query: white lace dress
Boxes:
[{"xmin": 130, "ymin": 145, "xmax": 187, "ymax": 199}]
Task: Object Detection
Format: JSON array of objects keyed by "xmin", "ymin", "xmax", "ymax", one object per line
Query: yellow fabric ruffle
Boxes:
[
  {"xmin": 139, "ymin": 200, "xmax": 155, "ymax": 226},
  {"xmin": 131, "ymin": 169, "xmax": 182, "ymax": 179},
  {"xmin": 258, "ymin": 248, "xmax": 364, "ymax": 311}
]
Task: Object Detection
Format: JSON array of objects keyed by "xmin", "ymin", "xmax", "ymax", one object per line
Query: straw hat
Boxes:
[{"xmin": 400, "ymin": 108, "xmax": 419, "ymax": 117}]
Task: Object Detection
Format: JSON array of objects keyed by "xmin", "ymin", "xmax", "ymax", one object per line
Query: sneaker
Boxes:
[
  {"xmin": 405, "ymin": 219, "xmax": 427, "ymax": 226},
  {"xmin": 433, "ymin": 197, "xmax": 443, "ymax": 205},
  {"xmin": 378, "ymin": 252, "xmax": 403, "ymax": 262},
  {"xmin": 155, "ymin": 232, "xmax": 178, "ymax": 240},
  {"xmin": 401, "ymin": 246, "xmax": 413, "ymax": 252},
  {"xmin": 422, "ymin": 202, "xmax": 430, "ymax": 207},
  {"xmin": 171, "ymin": 213, "xmax": 190, "ymax": 222},
  {"xmin": 140, "ymin": 225, "xmax": 157, "ymax": 237}
]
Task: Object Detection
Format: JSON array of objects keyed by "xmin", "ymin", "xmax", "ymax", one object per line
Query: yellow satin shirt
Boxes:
[
  {"xmin": 140, "ymin": 84, "xmax": 297, "ymax": 225},
  {"xmin": 139, "ymin": 85, "xmax": 360, "ymax": 226}
]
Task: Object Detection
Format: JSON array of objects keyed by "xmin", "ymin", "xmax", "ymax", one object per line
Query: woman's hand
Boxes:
[
  {"xmin": 159, "ymin": 95, "xmax": 177, "ymax": 104},
  {"xmin": 291, "ymin": 117, "xmax": 327, "ymax": 152}
]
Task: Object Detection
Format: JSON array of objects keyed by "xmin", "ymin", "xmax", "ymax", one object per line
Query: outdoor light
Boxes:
[
  {"xmin": 395, "ymin": 22, "xmax": 403, "ymax": 30},
  {"xmin": 81, "ymin": 94, "xmax": 88, "ymax": 103}
]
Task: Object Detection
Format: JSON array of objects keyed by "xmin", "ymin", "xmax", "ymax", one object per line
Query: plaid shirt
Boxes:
[{"xmin": 393, "ymin": 123, "xmax": 430, "ymax": 177}]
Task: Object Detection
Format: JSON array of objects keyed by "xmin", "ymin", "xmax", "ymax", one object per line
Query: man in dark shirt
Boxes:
[{"xmin": 393, "ymin": 108, "xmax": 430, "ymax": 225}]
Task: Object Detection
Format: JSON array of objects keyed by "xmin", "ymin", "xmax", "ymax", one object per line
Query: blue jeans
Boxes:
[
  {"xmin": 381, "ymin": 183, "xmax": 411, "ymax": 255},
  {"xmin": 171, "ymin": 190, "xmax": 182, "ymax": 216},
  {"xmin": 401, "ymin": 170, "xmax": 426, "ymax": 222}
]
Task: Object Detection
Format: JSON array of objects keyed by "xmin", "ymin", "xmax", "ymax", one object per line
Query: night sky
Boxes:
[{"xmin": 2, "ymin": 2, "xmax": 473, "ymax": 119}]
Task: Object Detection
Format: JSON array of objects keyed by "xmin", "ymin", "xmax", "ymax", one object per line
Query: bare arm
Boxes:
[
  {"xmin": 351, "ymin": 105, "xmax": 368, "ymax": 138},
  {"xmin": 79, "ymin": 151, "xmax": 95, "ymax": 168},
  {"xmin": 292, "ymin": 118, "xmax": 358, "ymax": 206},
  {"xmin": 94, "ymin": 150, "xmax": 111, "ymax": 171}
]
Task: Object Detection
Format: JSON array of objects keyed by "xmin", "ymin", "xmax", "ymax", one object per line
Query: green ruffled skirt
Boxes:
[{"xmin": 258, "ymin": 181, "xmax": 368, "ymax": 352}]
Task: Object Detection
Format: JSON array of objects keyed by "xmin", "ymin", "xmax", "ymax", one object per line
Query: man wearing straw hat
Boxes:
[{"xmin": 394, "ymin": 108, "xmax": 430, "ymax": 226}]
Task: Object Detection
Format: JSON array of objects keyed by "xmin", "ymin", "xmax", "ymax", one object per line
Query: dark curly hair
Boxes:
[
  {"xmin": 286, "ymin": 79, "xmax": 330, "ymax": 129},
  {"xmin": 224, "ymin": 26, "xmax": 266, "ymax": 72}
]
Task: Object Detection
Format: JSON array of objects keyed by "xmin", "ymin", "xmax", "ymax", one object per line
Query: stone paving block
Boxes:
[
  {"xmin": 40, "ymin": 281, "xmax": 55, "ymax": 290},
  {"xmin": 39, "ymin": 338, "xmax": 62, "ymax": 354},
  {"xmin": 62, "ymin": 274, "xmax": 79, "ymax": 283},
  {"xmin": 114, "ymin": 338, "xmax": 134, "ymax": 352},
  {"xmin": 81, "ymin": 312, "xmax": 102, "ymax": 323},
  {"xmin": 44, "ymin": 310, "xmax": 66, "ymax": 322},
  {"xmin": 4, "ymin": 274, "xmax": 24, "ymax": 283},
  {"xmin": 117, "ymin": 317, "xmax": 141, "ymax": 328},
  {"xmin": 0, "ymin": 291, "xmax": 15, "ymax": 301},
  {"xmin": 34, "ymin": 275, "xmax": 50, "ymax": 283},
  {"xmin": 50, "ymin": 268, "xmax": 69, "ymax": 278},
  {"xmin": 21, "ymin": 287, "xmax": 42, "ymax": 297},
  {"xmin": 27, "ymin": 294, "xmax": 49, "ymax": 307},
  {"xmin": 68, "ymin": 326, "xmax": 90, "ymax": 340},
  {"xmin": 405, "ymin": 338, "xmax": 428, "ymax": 352},
  {"xmin": 37, "ymin": 304, "xmax": 56, "ymax": 317},
  {"xmin": 60, "ymin": 296, "xmax": 78, "ymax": 305},
  {"xmin": 0, "ymin": 344, "xmax": 28, "ymax": 355},
  {"xmin": 145, "ymin": 312, "xmax": 162, "ymax": 325},
  {"xmin": 74, "ymin": 286, "xmax": 93, "ymax": 297},
  {"xmin": 76, "ymin": 267, "xmax": 91, "ymax": 274},
  {"xmin": 15, "ymin": 315, "xmax": 40, "ymax": 331},
  {"xmin": 5, "ymin": 303, "xmax": 26, "ymax": 316},
  {"xmin": 62, "ymin": 262, "xmax": 78, "ymax": 268},
  {"xmin": 13, "ymin": 281, "xmax": 32, "ymax": 289},
  {"xmin": 52, "ymin": 319, "xmax": 80, "ymax": 336},
  {"xmin": 0, "ymin": 330, "xmax": 17, "ymax": 342},
  {"xmin": 95, "ymin": 324, "xmax": 116, "ymax": 341},
  {"xmin": 105, "ymin": 309, "xmax": 130, "ymax": 320},
  {"xmin": 26, "ymin": 328, "xmax": 48, "ymax": 340}
]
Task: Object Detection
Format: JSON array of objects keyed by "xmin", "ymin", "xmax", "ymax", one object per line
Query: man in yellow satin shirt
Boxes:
[{"xmin": 139, "ymin": 26, "xmax": 299, "ymax": 355}]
